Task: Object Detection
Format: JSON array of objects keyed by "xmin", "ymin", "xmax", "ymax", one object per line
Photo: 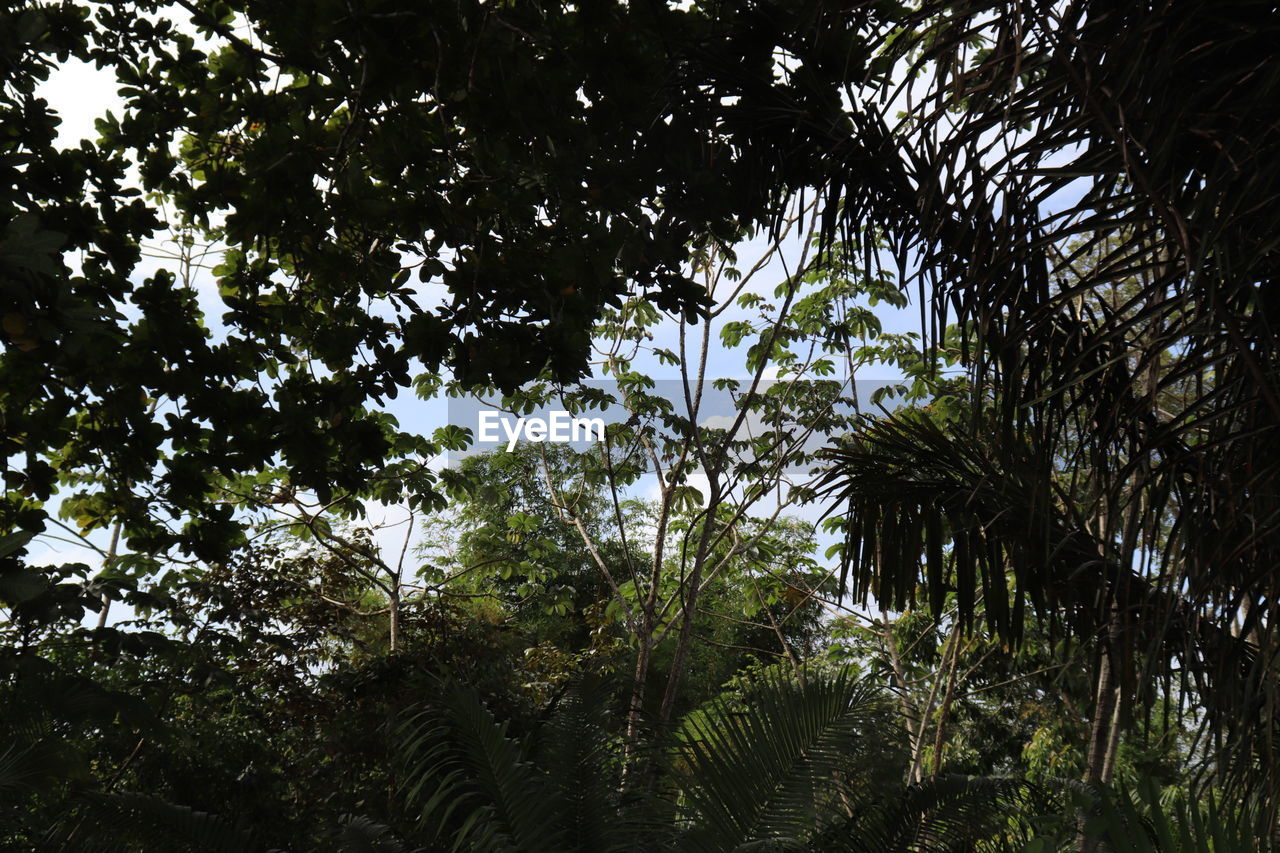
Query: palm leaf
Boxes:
[
  {"xmin": 816, "ymin": 774, "xmax": 1047, "ymax": 853},
  {"xmin": 816, "ymin": 409, "xmax": 1264, "ymax": 782},
  {"xmin": 674, "ymin": 665, "xmax": 897, "ymax": 852},
  {"xmin": 0, "ymin": 737, "xmax": 76, "ymax": 794},
  {"xmin": 1077, "ymin": 779, "xmax": 1266, "ymax": 852},
  {"xmin": 531, "ymin": 674, "xmax": 653, "ymax": 853},
  {"xmin": 728, "ymin": 0, "xmax": 1280, "ymax": 802},
  {"xmin": 398, "ymin": 680, "xmax": 566, "ymax": 853},
  {"xmin": 333, "ymin": 814, "xmax": 418, "ymax": 853}
]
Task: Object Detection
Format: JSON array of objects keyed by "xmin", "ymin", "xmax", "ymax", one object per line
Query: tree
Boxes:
[
  {"xmin": 423, "ymin": 441, "xmax": 834, "ymax": 765},
  {"xmin": 3, "ymin": 6, "xmax": 910, "ymax": 837},
  {"xmin": 4, "ymin": 10, "xmax": 881, "ymax": 832},
  {"xmin": 794, "ymin": 0, "xmax": 1280, "ymax": 813},
  {"xmin": 420, "ymin": 209, "xmax": 936, "ymax": 773},
  {"xmin": 3, "ymin": 0, "xmax": 890, "ymax": 582},
  {"xmin": 9, "ymin": 0, "xmax": 1279, "ymax": 843}
]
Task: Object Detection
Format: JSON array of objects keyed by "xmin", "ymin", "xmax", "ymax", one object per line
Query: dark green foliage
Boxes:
[
  {"xmin": 386, "ymin": 667, "xmax": 1071, "ymax": 853},
  {"xmin": 5, "ymin": 0, "xmax": 1280, "ymax": 845},
  {"xmin": 804, "ymin": 0, "xmax": 1280, "ymax": 801},
  {"xmin": 1081, "ymin": 781, "xmax": 1263, "ymax": 853},
  {"xmin": 51, "ymin": 792, "xmax": 260, "ymax": 853},
  {"xmin": 3, "ymin": 0, "xmax": 893, "ymax": 575},
  {"xmin": 675, "ymin": 667, "xmax": 896, "ymax": 852},
  {"xmin": 814, "ymin": 775, "xmax": 1046, "ymax": 853},
  {"xmin": 399, "ymin": 676, "xmax": 640, "ymax": 853}
]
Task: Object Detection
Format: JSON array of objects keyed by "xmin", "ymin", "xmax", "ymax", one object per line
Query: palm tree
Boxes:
[{"xmin": 770, "ymin": 0, "xmax": 1280, "ymax": 813}]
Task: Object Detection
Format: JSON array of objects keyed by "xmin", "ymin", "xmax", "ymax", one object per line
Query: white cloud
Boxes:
[{"xmin": 699, "ymin": 414, "xmax": 736, "ymax": 430}]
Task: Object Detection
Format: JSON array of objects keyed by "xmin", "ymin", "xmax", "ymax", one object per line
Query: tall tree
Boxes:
[
  {"xmin": 800, "ymin": 0, "xmax": 1280, "ymax": 810},
  {"xmin": 4, "ymin": 0, "xmax": 891, "ymax": 591}
]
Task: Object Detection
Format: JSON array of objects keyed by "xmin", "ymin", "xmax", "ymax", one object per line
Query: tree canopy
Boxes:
[
  {"xmin": 4, "ymin": 0, "xmax": 888, "ymax": 562},
  {"xmin": 4, "ymin": 0, "xmax": 1280, "ymax": 848}
]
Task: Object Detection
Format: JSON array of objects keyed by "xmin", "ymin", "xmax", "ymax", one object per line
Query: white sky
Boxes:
[{"xmin": 36, "ymin": 59, "xmax": 122, "ymax": 151}]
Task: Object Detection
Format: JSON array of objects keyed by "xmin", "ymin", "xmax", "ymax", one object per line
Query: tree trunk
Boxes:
[
  {"xmin": 656, "ymin": 485, "xmax": 721, "ymax": 726},
  {"xmin": 621, "ymin": 633, "xmax": 653, "ymax": 785},
  {"xmin": 95, "ymin": 522, "xmax": 123, "ymax": 632},
  {"xmin": 1079, "ymin": 636, "xmax": 1120, "ymax": 853},
  {"xmin": 1100, "ymin": 681, "xmax": 1123, "ymax": 784},
  {"xmin": 880, "ymin": 610, "xmax": 924, "ymax": 784},
  {"xmin": 1085, "ymin": 647, "xmax": 1118, "ymax": 785},
  {"xmin": 931, "ymin": 624, "xmax": 964, "ymax": 777},
  {"xmin": 388, "ymin": 589, "xmax": 400, "ymax": 652}
]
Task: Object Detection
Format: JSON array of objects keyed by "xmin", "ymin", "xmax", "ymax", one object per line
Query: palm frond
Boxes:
[
  {"xmin": 816, "ymin": 774, "xmax": 1047, "ymax": 853},
  {"xmin": 0, "ymin": 737, "xmax": 74, "ymax": 794},
  {"xmin": 333, "ymin": 814, "xmax": 418, "ymax": 853},
  {"xmin": 816, "ymin": 409, "xmax": 1264, "ymax": 784},
  {"xmin": 744, "ymin": 0, "xmax": 1280, "ymax": 800},
  {"xmin": 398, "ymin": 680, "xmax": 566, "ymax": 853},
  {"xmin": 1080, "ymin": 779, "xmax": 1266, "ymax": 852},
  {"xmin": 674, "ymin": 666, "xmax": 897, "ymax": 853},
  {"xmin": 531, "ymin": 674, "xmax": 652, "ymax": 853}
]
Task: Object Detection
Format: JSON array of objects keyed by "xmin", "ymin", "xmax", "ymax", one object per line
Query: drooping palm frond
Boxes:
[
  {"xmin": 817, "ymin": 408, "xmax": 1254, "ymax": 656},
  {"xmin": 672, "ymin": 665, "xmax": 899, "ymax": 853},
  {"xmin": 815, "ymin": 409, "xmax": 1265, "ymax": 789},
  {"xmin": 736, "ymin": 0, "xmax": 1280, "ymax": 803},
  {"xmin": 1078, "ymin": 779, "xmax": 1267, "ymax": 853}
]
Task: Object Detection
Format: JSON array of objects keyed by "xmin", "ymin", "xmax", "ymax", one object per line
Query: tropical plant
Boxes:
[
  {"xmin": 796, "ymin": 0, "xmax": 1280, "ymax": 810},
  {"xmin": 394, "ymin": 666, "xmax": 1053, "ymax": 853},
  {"xmin": 8, "ymin": 0, "xmax": 1279, "ymax": 845},
  {"xmin": 1079, "ymin": 780, "xmax": 1262, "ymax": 853}
]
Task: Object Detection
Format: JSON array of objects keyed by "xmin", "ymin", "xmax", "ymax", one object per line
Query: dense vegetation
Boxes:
[{"xmin": 4, "ymin": 0, "xmax": 1279, "ymax": 849}]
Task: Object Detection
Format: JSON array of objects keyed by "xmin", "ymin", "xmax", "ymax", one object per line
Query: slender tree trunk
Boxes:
[
  {"xmin": 931, "ymin": 624, "xmax": 964, "ymax": 777},
  {"xmin": 656, "ymin": 485, "xmax": 721, "ymax": 727},
  {"xmin": 1079, "ymin": 634, "xmax": 1120, "ymax": 853},
  {"xmin": 1100, "ymin": 681, "xmax": 1123, "ymax": 784},
  {"xmin": 621, "ymin": 632, "xmax": 653, "ymax": 785},
  {"xmin": 388, "ymin": 589, "xmax": 400, "ymax": 652},
  {"xmin": 907, "ymin": 663, "xmax": 942, "ymax": 784},
  {"xmin": 880, "ymin": 610, "xmax": 923, "ymax": 783},
  {"xmin": 95, "ymin": 522, "xmax": 123, "ymax": 632},
  {"xmin": 1079, "ymin": 490, "xmax": 1118, "ymax": 852},
  {"xmin": 1085, "ymin": 647, "xmax": 1118, "ymax": 785}
]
